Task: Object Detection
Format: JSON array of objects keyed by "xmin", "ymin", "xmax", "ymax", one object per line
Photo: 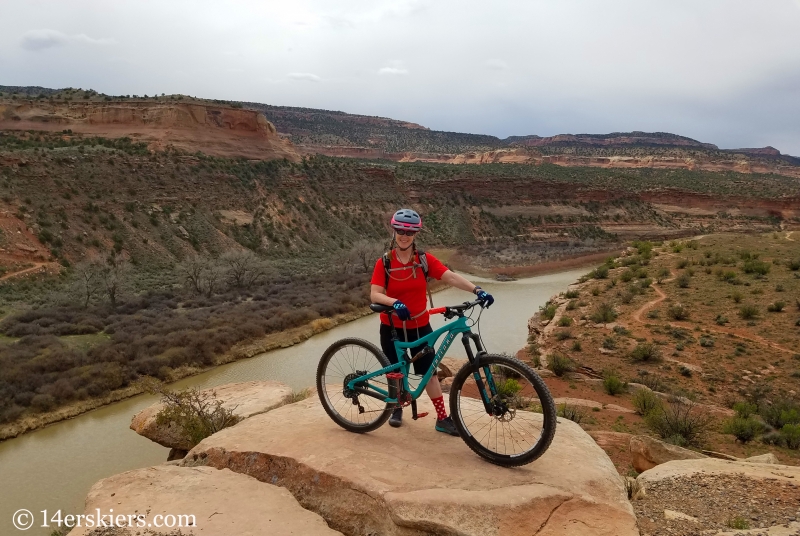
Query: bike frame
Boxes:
[{"xmin": 346, "ymin": 314, "xmax": 494, "ymax": 409}]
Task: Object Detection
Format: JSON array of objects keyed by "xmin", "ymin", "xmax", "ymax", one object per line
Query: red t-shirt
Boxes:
[{"xmin": 371, "ymin": 250, "xmax": 448, "ymax": 328}]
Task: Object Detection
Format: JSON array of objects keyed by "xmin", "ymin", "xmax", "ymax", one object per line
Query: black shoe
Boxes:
[
  {"xmin": 435, "ymin": 416, "xmax": 459, "ymax": 436},
  {"xmin": 389, "ymin": 407, "xmax": 403, "ymax": 428}
]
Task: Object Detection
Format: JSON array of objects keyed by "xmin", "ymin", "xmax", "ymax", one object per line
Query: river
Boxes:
[{"xmin": 0, "ymin": 267, "xmax": 590, "ymax": 535}]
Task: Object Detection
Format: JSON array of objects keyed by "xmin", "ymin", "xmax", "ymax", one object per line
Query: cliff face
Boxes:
[{"xmin": 0, "ymin": 100, "xmax": 299, "ymax": 161}]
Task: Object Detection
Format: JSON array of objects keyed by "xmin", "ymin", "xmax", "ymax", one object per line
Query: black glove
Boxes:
[
  {"xmin": 392, "ymin": 300, "xmax": 411, "ymax": 320},
  {"xmin": 476, "ymin": 289, "xmax": 494, "ymax": 307}
]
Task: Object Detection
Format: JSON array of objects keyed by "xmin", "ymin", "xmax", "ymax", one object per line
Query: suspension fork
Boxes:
[{"xmin": 461, "ymin": 332, "xmax": 495, "ymax": 414}]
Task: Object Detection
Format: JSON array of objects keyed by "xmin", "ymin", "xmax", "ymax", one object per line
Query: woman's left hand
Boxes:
[{"xmin": 477, "ymin": 290, "xmax": 494, "ymax": 307}]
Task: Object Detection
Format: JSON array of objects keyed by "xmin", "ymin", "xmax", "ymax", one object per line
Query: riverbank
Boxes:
[
  {"xmin": 0, "ymin": 307, "xmax": 373, "ymax": 441},
  {"xmin": 445, "ymin": 248, "xmax": 621, "ymax": 279}
]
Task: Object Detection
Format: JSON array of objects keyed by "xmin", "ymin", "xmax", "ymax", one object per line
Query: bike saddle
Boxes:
[{"xmin": 369, "ymin": 303, "xmax": 395, "ymax": 314}]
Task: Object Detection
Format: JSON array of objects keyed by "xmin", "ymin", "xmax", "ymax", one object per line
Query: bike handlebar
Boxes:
[{"xmin": 428, "ymin": 298, "xmax": 485, "ymax": 317}]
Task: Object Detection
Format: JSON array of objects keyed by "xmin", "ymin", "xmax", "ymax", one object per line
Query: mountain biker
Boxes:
[{"xmin": 370, "ymin": 208, "xmax": 494, "ymax": 435}]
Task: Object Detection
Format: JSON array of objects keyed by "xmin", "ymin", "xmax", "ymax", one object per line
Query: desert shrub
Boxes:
[
  {"xmin": 676, "ymin": 258, "xmax": 689, "ymax": 269},
  {"xmin": 540, "ymin": 301, "xmax": 558, "ymax": 321},
  {"xmin": 638, "ymin": 373, "xmax": 668, "ymax": 393},
  {"xmin": 766, "ymin": 301, "xmax": 785, "ymax": 313},
  {"xmin": 602, "ymin": 337, "xmax": 617, "ymax": 350},
  {"xmin": 760, "ymin": 399, "xmax": 800, "ymax": 429},
  {"xmin": 676, "ymin": 273, "xmax": 691, "ymax": 288},
  {"xmin": 602, "ymin": 369, "xmax": 627, "ymax": 396},
  {"xmin": 557, "ymin": 402, "xmax": 587, "ymax": 424},
  {"xmin": 742, "ymin": 259, "xmax": 770, "ymax": 276},
  {"xmin": 632, "ymin": 389, "xmax": 662, "ymax": 416},
  {"xmin": 571, "ymin": 340, "xmax": 582, "ymax": 352},
  {"xmin": 781, "ymin": 424, "xmax": 800, "ymax": 449},
  {"xmin": 656, "ymin": 267, "xmax": 670, "ymax": 283},
  {"xmin": 699, "ymin": 336, "xmax": 714, "ymax": 347},
  {"xmin": 667, "ymin": 303, "xmax": 690, "ymax": 320},
  {"xmin": 591, "ymin": 287, "xmax": 600, "ymax": 296},
  {"xmin": 613, "ymin": 325, "xmax": 632, "ymax": 336},
  {"xmin": 679, "ymin": 366, "xmax": 692, "ymax": 377},
  {"xmin": 590, "ymin": 302, "xmax": 617, "ymax": 324},
  {"xmin": 775, "ymin": 284, "xmax": 785, "ymax": 292},
  {"xmin": 30, "ymin": 393, "xmax": 56, "ymax": 412},
  {"xmin": 761, "ymin": 430, "xmax": 784, "ymax": 446},
  {"xmin": 557, "ymin": 316, "xmax": 573, "ymax": 327},
  {"xmin": 715, "ymin": 314, "xmax": 728, "ymax": 325},
  {"xmin": 722, "ymin": 416, "xmax": 763, "ymax": 443},
  {"xmin": 739, "ymin": 304, "xmax": 759, "ymax": 320},
  {"xmin": 591, "ymin": 265, "xmax": 609, "ymax": 279},
  {"xmin": 620, "ymin": 291, "xmax": 634, "ymax": 304},
  {"xmin": 145, "ymin": 379, "xmax": 241, "ymax": 448},
  {"xmin": 788, "ymin": 260, "xmax": 800, "ymax": 271},
  {"xmin": 629, "ymin": 342, "xmax": 662, "ymax": 363},
  {"xmin": 565, "ymin": 299, "xmax": 577, "ymax": 311},
  {"xmin": 646, "ymin": 308, "xmax": 659, "ymax": 319},
  {"xmin": 564, "ymin": 289, "xmax": 580, "ymax": 299},
  {"xmin": 645, "ymin": 400, "xmax": 713, "ymax": 447},
  {"xmin": 731, "ymin": 291, "xmax": 743, "ymax": 303},
  {"xmin": 733, "ymin": 401, "xmax": 758, "ymax": 418},
  {"xmin": 726, "ymin": 516, "xmax": 750, "ymax": 530},
  {"xmin": 547, "ymin": 353, "xmax": 575, "ymax": 377},
  {"xmin": 554, "ymin": 329, "xmax": 572, "ymax": 341}
]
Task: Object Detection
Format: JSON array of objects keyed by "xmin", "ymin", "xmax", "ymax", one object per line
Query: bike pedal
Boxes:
[{"xmin": 413, "ymin": 412, "xmax": 429, "ymax": 420}]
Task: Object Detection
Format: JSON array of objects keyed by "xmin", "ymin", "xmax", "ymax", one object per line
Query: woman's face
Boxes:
[{"xmin": 395, "ymin": 231, "xmax": 416, "ymax": 249}]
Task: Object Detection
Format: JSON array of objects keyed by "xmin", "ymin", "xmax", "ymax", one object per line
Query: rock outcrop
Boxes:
[
  {"xmin": 637, "ymin": 458, "xmax": 800, "ymax": 484},
  {"xmin": 130, "ymin": 381, "xmax": 293, "ymax": 450},
  {"xmin": 0, "ymin": 100, "xmax": 299, "ymax": 161},
  {"xmin": 629, "ymin": 435, "xmax": 707, "ymax": 473},
  {"xmin": 69, "ymin": 465, "xmax": 343, "ymax": 536},
  {"xmin": 182, "ymin": 396, "xmax": 639, "ymax": 536}
]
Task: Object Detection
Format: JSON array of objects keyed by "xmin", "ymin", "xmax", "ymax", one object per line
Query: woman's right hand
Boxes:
[{"xmin": 392, "ymin": 300, "xmax": 411, "ymax": 320}]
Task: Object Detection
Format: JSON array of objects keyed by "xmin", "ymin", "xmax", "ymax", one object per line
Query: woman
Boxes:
[{"xmin": 370, "ymin": 208, "xmax": 494, "ymax": 434}]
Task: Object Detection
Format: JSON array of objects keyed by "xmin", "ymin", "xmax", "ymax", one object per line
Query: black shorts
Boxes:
[{"xmin": 379, "ymin": 323, "xmax": 435, "ymax": 376}]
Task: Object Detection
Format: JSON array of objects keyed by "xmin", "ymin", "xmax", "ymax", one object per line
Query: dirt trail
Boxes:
[
  {"xmin": 0, "ymin": 261, "xmax": 54, "ymax": 281},
  {"xmin": 630, "ymin": 273, "xmax": 796, "ymax": 355}
]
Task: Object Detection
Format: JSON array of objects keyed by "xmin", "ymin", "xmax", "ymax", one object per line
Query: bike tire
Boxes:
[
  {"xmin": 316, "ymin": 337, "xmax": 393, "ymax": 433},
  {"xmin": 449, "ymin": 354, "xmax": 557, "ymax": 467}
]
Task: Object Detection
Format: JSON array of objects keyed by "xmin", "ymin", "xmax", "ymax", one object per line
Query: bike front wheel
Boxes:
[
  {"xmin": 316, "ymin": 337, "xmax": 393, "ymax": 433},
  {"xmin": 450, "ymin": 354, "xmax": 557, "ymax": 467}
]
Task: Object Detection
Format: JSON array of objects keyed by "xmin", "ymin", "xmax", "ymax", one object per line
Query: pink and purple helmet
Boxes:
[{"xmin": 390, "ymin": 208, "xmax": 422, "ymax": 232}]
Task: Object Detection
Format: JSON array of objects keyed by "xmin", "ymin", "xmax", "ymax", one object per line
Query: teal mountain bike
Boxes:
[{"xmin": 316, "ymin": 299, "xmax": 557, "ymax": 467}]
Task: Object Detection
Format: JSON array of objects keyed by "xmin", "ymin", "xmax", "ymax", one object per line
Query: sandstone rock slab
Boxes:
[
  {"xmin": 130, "ymin": 381, "xmax": 292, "ymax": 450},
  {"xmin": 637, "ymin": 458, "xmax": 800, "ymax": 484},
  {"xmin": 745, "ymin": 452, "xmax": 780, "ymax": 464},
  {"xmin": 69, "ymin": 464, "xmax": 342, "ymax": 536},
  {"xmin": 183, "ymin": 396, "xmax": 638, "ymax": 536},
  {"xmin": 630, "ymin": 435, "xmax": 706, "ymax": 473}
]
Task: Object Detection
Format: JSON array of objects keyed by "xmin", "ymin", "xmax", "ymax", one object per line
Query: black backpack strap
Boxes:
[
  {"xmin": 382, "ymin": 252, "xmax": 391, "ymax": 289},
  {"xmin": 416, "ymin": 249, "xmax": 433, "ymax": 308}
]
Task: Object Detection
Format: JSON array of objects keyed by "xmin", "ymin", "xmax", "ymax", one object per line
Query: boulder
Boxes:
[
  {"xmin": 745, "ymin": 453, "xmax": 779, "ymax": 464},
  {"xmin": 182, "ymin": 396, "xmax": 638, "ymax": 536},
  {"xmin": 130, "ymin": 381, "xmax": 292, "ymax": 450},
  {"xmin": 629, "ymin": 435, "xmax": 706, "ymax": 473},
  {"xmin": 436, "ymin": 357, "xmax": 467, "ymax": 379},
  {"xmin": 69, "ymin": 465, "xmax": 343, "ymax": 536},
  {"xmin": 637, "ymin": 458, "xmax": 800, "ymax": 485}
]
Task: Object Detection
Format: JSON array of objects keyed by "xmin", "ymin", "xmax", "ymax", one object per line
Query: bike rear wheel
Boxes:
[
  {"xmin": 316, "ymin": 337, "xmax": 393, "ymax": 433},
  {"xmin": 450, "ymin": 354, "xmax": 556, "ymax": 467}
]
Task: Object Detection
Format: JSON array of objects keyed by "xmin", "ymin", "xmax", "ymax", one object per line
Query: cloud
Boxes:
[
  {"xmin": 287, "ymin": 72, "xmax": 322, "ymax": 82},
  {"xmin": 485, "ymin": 59, "xmax": 508, "ymax": 71},
  {"xmin": 20, "ymin": 29, "xmax": 114, "ymax": 51},
  {"xmin": 378, "ymin": 67, "xmax": 409, "ymax": 76}
]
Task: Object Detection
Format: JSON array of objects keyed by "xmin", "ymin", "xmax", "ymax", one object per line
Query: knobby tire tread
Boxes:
[
  {"xmin": 316, "ymin": 337, "xmax": 393, "ymax": 433},
  {"xmin": 449, "ymin": 354, "xmax": 557, "ymax": 467}
]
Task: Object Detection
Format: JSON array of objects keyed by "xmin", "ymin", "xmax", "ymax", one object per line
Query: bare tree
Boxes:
[
  {"xmin": 179, "ymin": 255, "xmax": 222, "ymax": 297},
  {"xmin": 99, "ymin": 257, "xmax": 130, "ymax": 307},
  {"xmin": 222, "ymin": 250, "xmax": 269, "ymax": 289},
  {"xmin": 73, "ymin": 262, "xmax": 101, "ymax": 308},
  {"xmin": 349, "ymin": 239, "xmax": 384, "ymax": 273}
]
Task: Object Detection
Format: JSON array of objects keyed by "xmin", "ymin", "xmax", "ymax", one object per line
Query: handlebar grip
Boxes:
[{"xmin": 428, "ymin": 307, "xmax": 446, "ymax": 315}]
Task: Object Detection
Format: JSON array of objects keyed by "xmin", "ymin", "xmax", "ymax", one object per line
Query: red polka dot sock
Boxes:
[{"xmin": 431, "ymin": 395, "xmax": 447, "ymax": 421}]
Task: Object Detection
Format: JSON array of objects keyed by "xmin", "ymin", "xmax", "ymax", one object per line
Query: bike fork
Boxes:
[{"xmin": 461, "ymin": 333, "xmax": 495, "ymax": 415}]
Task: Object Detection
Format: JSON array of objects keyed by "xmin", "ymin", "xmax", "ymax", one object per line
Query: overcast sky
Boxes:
[{"xmin": 2, "ymin": 0, "xmax": 800, "ymax": 154}]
